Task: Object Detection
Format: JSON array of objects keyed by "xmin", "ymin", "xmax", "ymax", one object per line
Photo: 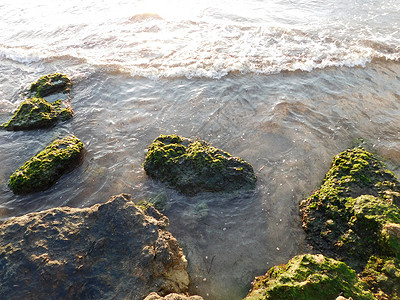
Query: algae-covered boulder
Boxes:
[
  {"xmin": 9, "ymin": 135, "xmax": 84, "ymax": 194},
  {"xmin": 359, "ymin": 255, "xmax": 400, "ymax": 299},
  {"xmin": 244, "ymin": 254, "xmax": 374, "ymax": 300},
  {"xmin": 0, "ymin": 194, "xmax": 190, "ymax": 299},
  {"xmin": 29, "ymin": 73, "xmax": 72, "ymax": 97},
  {"xmin": 143, "ymin": 134, "xmax": 256, "ymax": 195},
  {"xmin": 300, "ymin": 148, "xmax": 400, "ymax": 269},
  {"xmin": 1, "ymin": 97, "xmax": 73, "ymax": 130}
]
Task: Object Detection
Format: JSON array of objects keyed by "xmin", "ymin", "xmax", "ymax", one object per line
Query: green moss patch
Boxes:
[
  {"xmin": 9, "ymin": 136, "xmax": 84, "ymax": 194},
  {"xmin": 143, "ymin": 134, "xmax": 256, "ymax": 195},
  {"xmin": 360, "ymin": 256, "xmax": 400, "ymax": 299},
  {"xmin": 1, "ymin": 98, "xmax": 73, "ymax": 131},
  {"xmin": 300, "ymin": 148, "xmax": 400, "ymax": 269},
  {"xmin": 29, "ymin": 73, "xmax": 72, "ymax": 97},
  {"xmin": 244, "ymin": 254, "xmax": 374, "ymax": 300}
]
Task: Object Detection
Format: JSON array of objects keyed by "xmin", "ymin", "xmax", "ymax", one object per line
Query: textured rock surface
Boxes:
[
  {"xmin": 0, "ymin": 194, "xmax": 190, "ymax": 300},
  {"xmin": 244, "ymin": 254, "xmax": 374, "ymax": 300},
  {"xmin": 1, "ymin": 97, "xmax": 73, "ymax": 130},
  {"xmin": 9, "ymin": 135, "xmax": 84, "ymax": 194},
  {"xmin": 143, "ymin": 134, "xmax": 257, "ymax": 195},
  {"xmin": 29, "ymin": 73, "xmax": 72, "ymax": 97},
  {"xmin": 144, "ymin": 292, "xmax": 204, "ymax": 300},
  {"xmin": 359, "ymin": 255, "xmax": 400, "ymax": 299},
  {"xmin": 299, "ymin": 148, "xmax": 400, "ymax": 270}
]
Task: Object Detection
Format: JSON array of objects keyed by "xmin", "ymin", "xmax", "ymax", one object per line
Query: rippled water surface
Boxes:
[{"xmin": 1, "ymin": 0, "xmax": 400, "ymax": 299}]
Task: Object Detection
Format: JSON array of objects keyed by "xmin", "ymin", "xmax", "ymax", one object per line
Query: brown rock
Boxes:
[
  {"xmin": 144, "ymin": 292, "xmax": 204, "ymax": 300},
  {"xmin": 0, "ymin": 194, "xmax": 189, "ymax": 299}
]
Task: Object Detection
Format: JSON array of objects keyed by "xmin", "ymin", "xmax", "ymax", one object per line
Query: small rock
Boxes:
[
  {"xmin": 144, "ymin": 292, "xmax": 204, "ymax": 300},
  {"xmin": 143, "ymin": 134, "xmax": 257, "ymax": 195},
  {"xmin": 9, "ymin": 135, "xmax": 84, "ymax": 194},
  {"xmin": 29, "ymin": 73, "xmax": 72, "ymax": 97},
  {"xmin": 1, "ymin": 97, "xmax": 73, "ymax": 130}
]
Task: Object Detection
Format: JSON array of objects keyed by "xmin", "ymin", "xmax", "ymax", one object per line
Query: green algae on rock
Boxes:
[
  {"xmin": 1, "ymin": 98, "xmax": 73, "ymax": 130},
  {"xmin": 244, "ymin": 254, "xmax": 374, "ymax": 300},
  {"xmin": 143, "ymin": 134, "xmax": 257, "ymax": 195},
  {"xmin": 300, "ymin": 148, "xmax": 400, "ymax": 270},
  {"xmin": 359, "ymin": 255, "xmax": 400, "ymax": 299},
  {"xmin": 29, "ymin": 73, "xmax": 72, "ymax": 97},
  {"xmin": 9, "ymin": 136, "xmax": 84, "ymax": 194}
]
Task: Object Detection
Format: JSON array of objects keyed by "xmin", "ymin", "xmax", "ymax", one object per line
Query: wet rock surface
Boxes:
[
  {"xmin": 143, "ymin": 134, "xmax": 257, "ymax": 195},
  {"xmin": 246, "ymin": 147, "xmax": 400, "ymax": 300},
  {"xmin": 0, "ymin": 194, "xmax": 190, "ymax": 300},
  {"xmin": 1, "ymin": 97, "xmax": 73, "ymax": 130},
  {"xmin": 299, "ymin": 148, "xmax": 400, "ymax": 270},
  {"xmin": 29, "ymin": 73, "xmax": 72, "ymax": 97},
  {"xmin": 244, "ymin": 254, "xmax": 374, "ymax": 300},
  {"xmin": 9, "ymin": 135, "xmax": 84, "ymax": 194},
  {"xmin": 144, "ymin": 292, "xmax": 204, "ymax": 300}
]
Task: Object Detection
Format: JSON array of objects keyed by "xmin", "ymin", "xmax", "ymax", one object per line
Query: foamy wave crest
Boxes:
[
  {"xmin": 128, "ymin": 13, "xmax": 163, "ymax": 22},
  {"xmin": 90, "ymin": 22, "xmax": 400, "ymax": 79},
  {"xmin": 0, "ymin": 46, "xmax": 43, "ymax": 64}
]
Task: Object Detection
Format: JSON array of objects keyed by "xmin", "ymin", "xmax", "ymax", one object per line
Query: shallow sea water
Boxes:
[{"xmin": 1, "ymin": 0, "xmax": 400, "ymax": 299}]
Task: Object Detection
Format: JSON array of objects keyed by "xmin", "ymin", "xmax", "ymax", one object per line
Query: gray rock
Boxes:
[{"xmin": 0, "ymin": 194, "xmax": 189, "ymax": 300}]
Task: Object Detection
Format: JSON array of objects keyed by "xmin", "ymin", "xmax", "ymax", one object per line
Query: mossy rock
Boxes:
[
  {"xmin": 1, "ymin": 98, "xmax": 73, "ymax": 131},
  {"xmin": 360, "ymin": 256, "xmax": 400, "ymax": 299},
  {"xmin": 143, "ymin": 134, "xmax": 256, "ymax": 195},
  {"xmin": 9, "ymin": 136, "xmax": 84, "ymax": 194},
  {"xmin": 244, "ymin": 254, "xmax": 374, "ymax": 300},
  {"xmin": 300, "ymin": 148, "xmax": 400, "ymax": 270},
  {"xmin": 29, "ymin": 73, "xmax": 72, "ymax": 97}
]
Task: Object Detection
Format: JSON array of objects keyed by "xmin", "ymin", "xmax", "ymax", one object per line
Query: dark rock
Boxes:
[
  {"xmin": 1, "ymin": 97, "xmax": 73, "ymax": 130},
  {"xmin": 143, "ymin": 134, "xmax": 257, "ymax": 195},
  {"xmin": 9, "ymin": 135, "xmax": 84, "ymax": 194},
  {"xmin": 299, "ymin": 148, "xmax": 400, "ymax": 270},
  {"xmin": 244, "ymin": 254, "xmax": 374, "ymax": 300},
  {"xmin": 29, "ymin": 73, "xmax": 72, "ymax": 97},
  {"xmin": 0, "ymin": 194, "xmax": 190, "ymax": 300},
  {"xmin": 144, "ymin": 292, "xmax": 204, "ymax": 300}
]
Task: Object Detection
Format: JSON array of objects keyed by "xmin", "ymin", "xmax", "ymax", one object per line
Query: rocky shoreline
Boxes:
[
  {"xmin": 245, "ymin": 148, "xmax": 400, "ymax": 299},
  {"xmin": 1, "ymin": 74, "xmax": 400, "ymax": 299}
]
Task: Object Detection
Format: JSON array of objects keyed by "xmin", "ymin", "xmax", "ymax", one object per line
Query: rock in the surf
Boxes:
[
  {"xmin": 299, "ymin": 147, "xmax": 400, "ymax": 270},
  {"xmin": 143, "ymin": 134, "xmax": 257, "ymax": 195},
  {"xmin": 1, "ymin": 97, "xmax": 73, "ymax": 130},
  {"xmin": 9, "ymin": 135, "xmax": 84, "ymax": 194},
  {"xmin": 144, "ymin": 292, "xmax": 204, "ymax": 300},
  {"xmin": 29, "ymin": 73, "xmax": 72, "ymax": 97},
  {"xmin": 0, "ymin": 194, "xmax": 190, "ymax": 299},
  {"xmin": 244, "ymin": 254, "xmax": 374, "ymax": 300}
]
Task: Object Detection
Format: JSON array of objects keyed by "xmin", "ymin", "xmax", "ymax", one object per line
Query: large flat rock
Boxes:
[{"xmin": 0, "ymin": 194, "xmax": 189, "ymax": 299}]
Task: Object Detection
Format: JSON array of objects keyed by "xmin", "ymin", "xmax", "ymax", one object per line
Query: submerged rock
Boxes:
[
  {"xmin": 9, "ymin": 135, "xmax": 84, "ymax": 194},
  {"xmin": 144, "ymin": 292, "xmax": 204, "ymax": 300},
  {"xmin": 29, "ymin": 73, "xmax": 72, "ymax": 97},
  {"xmin": 299, "ymin": 148, "xmax": 400, "ymax": 270},
  {"xmin": 0, "ymin": 194, "xmax": 190, "ymax": 299},
  {"xmin": 143, "ymin": 134, "xmax": 257, "ymax": 195},
  {"xmin": 244, "ymin": 254, "xmax": 374, "ymax": 300},
  {"xmin": 1, "ymin": 97, "xmax": 73, "ymax": 130}
]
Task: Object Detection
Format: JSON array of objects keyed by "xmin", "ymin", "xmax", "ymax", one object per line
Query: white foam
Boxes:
[{"xmin": 0, "ymin": 46, "xmax": 42, "ymax": 64}]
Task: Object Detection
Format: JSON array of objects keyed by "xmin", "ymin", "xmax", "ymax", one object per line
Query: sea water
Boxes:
[{"xmin": 1, "ymin": 0, "xmax": 400, "ymax": 299}]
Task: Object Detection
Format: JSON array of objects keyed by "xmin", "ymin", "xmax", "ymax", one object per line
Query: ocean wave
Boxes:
[
  {"xmin": 1, "ymin": 20, "xmax": 399, "ymax": 80},
  {"xmin": 128, "ymin": 13, "xmax": 163, "ymax": 22},
  {"xmin": 0, "ymin": 46, "xmax": 43, "ymax": 64}
]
